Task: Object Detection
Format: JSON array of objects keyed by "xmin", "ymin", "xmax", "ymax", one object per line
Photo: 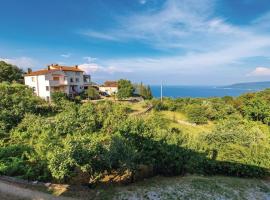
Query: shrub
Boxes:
[
  {"xmin": 51, "ymin": 91, "xmax": 68, "ymax": 103},
  {"xmin": 186, "ymin": 105, "xmax": 208, "ymax": 124}
]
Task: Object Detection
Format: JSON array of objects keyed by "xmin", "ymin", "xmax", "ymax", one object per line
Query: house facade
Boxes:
[
  {"xmin": 24, "ymin": 64, "xmax": 91, "ymax": 101},
  {"xmin": 99, "ymin": 81, "xmax": 118, "ymax": 96}
]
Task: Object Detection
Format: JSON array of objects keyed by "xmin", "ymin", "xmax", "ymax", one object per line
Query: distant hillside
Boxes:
[{"xmin": 222, "ymin": 81, "xmax": 270, "ymax": 90}]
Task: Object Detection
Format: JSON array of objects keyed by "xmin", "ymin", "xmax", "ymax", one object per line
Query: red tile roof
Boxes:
[
  {"xmin": 25, "ymin": 64, "xmax": 84, "ymax": 76},
  {"xmin": 102, "ymin": 81, "xmax": 118, "ymax": 87}
]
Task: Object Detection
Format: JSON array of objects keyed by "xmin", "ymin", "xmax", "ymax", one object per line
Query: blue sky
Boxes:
[{"xmin": 1, "ymin": 0, "xmax": 270, "ymax": 85}]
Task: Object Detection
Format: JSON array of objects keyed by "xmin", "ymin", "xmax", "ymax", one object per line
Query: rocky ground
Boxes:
[{"xmin": 0, "ymin": 175, "xmax": 269, "ymax": 200}]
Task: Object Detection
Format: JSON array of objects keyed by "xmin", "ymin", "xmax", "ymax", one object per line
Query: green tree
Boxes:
[
  {"xmin": 186, "ymin": 104, "xmax": 208, "ymax": 124},
  {"xmin": 145, "ymin": 85, "xmax": 153, "ymax": 100},
  {"xmin": 0, "ymin": 83, "xmax": 43, "ymax": 135},
  {"xmin": 87, "ymin": 87, "xmax": 99, "ymax": 100},
  {"xmin": 51, "ymin": 92, "xmax": 68, "ymax": 103},
  {"xmin": 136, "ymin": 82, "xmax": 153, "ymax": 100},
  {"xmin": 0, "ymin": 61, "xmax": 24, "ymax": 83},
  {"xmin": 117, "ymin": 79, "xmax": 134, "ymax": 99}
]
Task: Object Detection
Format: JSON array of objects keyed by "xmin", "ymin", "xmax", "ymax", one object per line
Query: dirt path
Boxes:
[
  {"xmin": 132, "ymin": 105, "xmax": 153, "ymax": 116},
  {"xmin": 0, "ymin": 179, "xmax": 76, "ymax": 200},
  {"xmin": 176, "ymin": 119, "xmax": 197, "ymax": 126}
]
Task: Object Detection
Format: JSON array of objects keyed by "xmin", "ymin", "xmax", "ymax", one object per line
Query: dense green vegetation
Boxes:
[
  {"xmin": 134, "ymin": 82, "xmax": 153, "ymax": 100},
  {"xmin": 117, "ymin": 79, "xmax": 135, "ymax": 99},
  {"xmin": 0, "ymin": 82, "xmax": 269, "ymax": 185},
  {"xmin": 0, "ymin": 61, "xmax": 24, "ymax": 83},
  {"xmin": 86, "ymin": 86, "xmax": 100, "ymax": 100}
]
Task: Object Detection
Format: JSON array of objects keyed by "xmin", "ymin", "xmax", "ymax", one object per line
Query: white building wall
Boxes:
[
  {"xmin": 99, "ymin": 87, "xmax": 118, "ymax": 95},
  {"xmin": 25, "ymin": 75, "xmax": 50, "ymax": 101},
  {"xmin": 65, "ymin": 71, "xmax": 84, "ymax": 93},
  {"xmin": 25, "ymin": 70, "xmax": 86, "ymax": 101}
]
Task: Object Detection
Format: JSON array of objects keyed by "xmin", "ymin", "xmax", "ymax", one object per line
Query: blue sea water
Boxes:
[{"xmin": 150, "ymin": 85, "xmax": 260, "ymax": 98}]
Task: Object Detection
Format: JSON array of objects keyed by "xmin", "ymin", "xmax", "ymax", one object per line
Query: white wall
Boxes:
[
  {"xmin": 99, "ymin": 87, "xmax": 118, "ymax": 95},
  {"xmin": 64, "ymin": 71, "xmax": 84, "ymax": 93},
  {"xmin": 25, "ymin": 75, "xmax": 50, "ymax": 101},
  {"xmin": 24, "ymin": 70, "xmax": 86, "ymax": 101}
]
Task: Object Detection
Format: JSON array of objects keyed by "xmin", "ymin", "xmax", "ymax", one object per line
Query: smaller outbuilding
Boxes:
[{"xmin": 99, "ymin": 81, "xmax": 118, "ymax": 96}]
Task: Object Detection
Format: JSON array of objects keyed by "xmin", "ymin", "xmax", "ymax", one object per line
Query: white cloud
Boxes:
[
  {"xmin": 79, "ymin": 0, "xmax": 270, "ymax": 84},
  {"xmin": 83, "ymin": 56, "xmax": 97, "ymax": 63},
  {"xmin": 61, "ymin": 53, "xmax": 71, "ymax": 58},
  {"xmin": 248, "ymin": 67, "xmax": 270, "ymax": 76},
  {"xmin": 81, "ymin": 30, "xmax": 120, "ymax": 41},
  {"xmin": 79, "ymin": 60, "xmax": 132, "ymax": 74},
  {"xmin": 0, "ymin": 57, "xmax": 36, "ymax": 69}
]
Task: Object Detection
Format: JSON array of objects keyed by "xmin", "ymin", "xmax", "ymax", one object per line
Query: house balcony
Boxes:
[
  {"xmin": 50, "ymin": 86, "xmax": 67, "ymax": 93},
  {"xmin": 48, "ymin": 79, "xmax": 69, "ymax": 86}
]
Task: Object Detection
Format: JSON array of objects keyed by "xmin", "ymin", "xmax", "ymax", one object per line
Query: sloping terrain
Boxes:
[
  {"xmin": 110, "ymin": 175, "xmax": 270, "ymax": 200},
  {"xmin": 0, "ymin": 175, "xmax": 269, "ymax": 200}
]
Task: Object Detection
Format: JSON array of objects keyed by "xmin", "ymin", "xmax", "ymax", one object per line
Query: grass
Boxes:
[
  {"xmin": 118, "ymin": 101, "xmax": 149, "ymax": 114},
  {"xmin": 159, "ymin": 110, "xmax": 214, "ymax": 147}
]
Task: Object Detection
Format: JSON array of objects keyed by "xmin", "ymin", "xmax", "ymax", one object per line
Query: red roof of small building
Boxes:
[{"xmin": 102, "ymin": 81, "xmax": 118, "ymax": 87}]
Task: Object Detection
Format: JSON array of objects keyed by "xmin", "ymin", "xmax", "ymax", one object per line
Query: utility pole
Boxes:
[{"xmin": 161, "ymin": 81, "xmax": 163, "ymax": 102}]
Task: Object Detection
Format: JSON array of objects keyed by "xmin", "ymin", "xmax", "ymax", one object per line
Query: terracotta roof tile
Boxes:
[
  {"xmin": 24, "ymin": 64, "xmax": 84, "ymax": 76},
  {"xmin": 102, "ymin": 81, "xmax": 118, "ymax": 87}
]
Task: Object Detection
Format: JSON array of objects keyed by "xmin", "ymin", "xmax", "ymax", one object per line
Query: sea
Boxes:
[{"xmin": 150, "ymin": 85, "xmax": 261, "ymax": 98}]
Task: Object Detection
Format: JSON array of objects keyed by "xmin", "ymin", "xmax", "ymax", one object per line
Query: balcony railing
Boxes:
[{"xmin": 48, "ymin": 79, "xmax": 68, "ymax": 86}]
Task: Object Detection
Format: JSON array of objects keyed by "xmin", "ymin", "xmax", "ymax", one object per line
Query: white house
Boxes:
[
  {"xmin": 99, "ymin": 81, "xmax": 118, "ymax": 96},
  {"xmin": 24, "ymin": 64, "xmax": 91, "ymax": 101}
]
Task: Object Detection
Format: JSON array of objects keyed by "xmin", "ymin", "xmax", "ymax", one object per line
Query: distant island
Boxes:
[{"xmin": 220, "ymin": 81, "xmax": 270, "ymax": 90}]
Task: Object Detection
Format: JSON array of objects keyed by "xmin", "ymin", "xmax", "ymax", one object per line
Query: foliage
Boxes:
[
  {"xmin": 186, "ymin": 104, "xmax": 208, "ymax": 124},
  {"xmin": 0, "ymin": 83, "xmax": 43, "ymax": 135},
  {"xmin": 0, "ymin": 61, "xmax": 24, "ymax": 83},
  {"xmin": 51, "ymin": 91, "xmax": 68, "ymax": 103},
  {"xmin": 117, "ymin": 79, "xmax": 135, "ymax": 99},
  {"xmin": 201, "ymin": 119, "xmax": 270, "ymax": 168},
  {"xmin": 86, "ymin": 87, "xmax": 99, "ymax": 100},
  {"xmin": 199, "ymin": 119, "xmax": 270, "ymax": 176},
  {"xmin": 135, "ymin": 83, "xmax": 153, "ymax": 100},
  {"xmin": 0, "ymin": 85, "xmax": 269, "ymax": 183}
]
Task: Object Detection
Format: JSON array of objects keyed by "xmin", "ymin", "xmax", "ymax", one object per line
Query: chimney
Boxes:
[
  {"xmin": 47, "ymin": 65, "xmax": 50, "ymax": 70},
  {"xmin": 75, "ymin": 65, "xmax": 78, "ymax": 69},
  {"xmin": 27, "ymin": 68, "xmax": 32, "ymax": 74}
]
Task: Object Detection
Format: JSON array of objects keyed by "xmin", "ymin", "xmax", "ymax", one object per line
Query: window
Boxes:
[
  {"xmin": 64, "ymin": 77, "xmax": 67, "ymax": 81},
  {"xmin": 46, "ymin": 96, "xmax": 50, "ymax": 101},
  {"xmin": 76, "ymin": 72, "xmax": 80, "ymax": 76},
  {"xmin": 70, "ymin": 78, "xmax": 73, "ymax": 82},
  {"xmin": 32, "ymin": 87, "xmax": 36, "ymax": 92},
  {"xmin": 76, "ymin": 78, "xmax": 79, "ymax": 82},
  {"xmin": 46, "ymin": 86, "xmax": 49, "ymax": 91},
  {"xmin": 31, "ymin": 77, "xmax": 35, "ymax": 82}
]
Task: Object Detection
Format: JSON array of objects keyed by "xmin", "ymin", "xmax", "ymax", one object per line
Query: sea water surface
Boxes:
[{"xmin": 150, "ymin": 85, "xmax": 260, "ymax": 98}]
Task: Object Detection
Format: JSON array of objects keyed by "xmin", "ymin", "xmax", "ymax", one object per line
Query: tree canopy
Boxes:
[
  {"xmin": 87, "ymin": 87, "xmax": 99, "ymax": 100},
  {"xmin": 135, "ymin": 82, "xmax": 153, "ymax": 100},
  {"xmin": 117, "ymin": 79, "xmax": 135, "ymax": 99},
  {"xmin": 0, "ymin": 83, "xmax": 269, "ymax": 184},
  {"xmin": 0, "ymin": 61, "xmax": 24, "ymax": 83}
]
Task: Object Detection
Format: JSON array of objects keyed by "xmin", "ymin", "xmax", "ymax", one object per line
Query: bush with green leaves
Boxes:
[
  {"xmin": 201, "ymin": 119, "xmax": 270, "ymax": 171},
  {"xmin": 0, "ymin": 85, "xmax": 270, "ymax": 183},
  {"xmin": 185, "ymin": 104, "xmax": 208, "ymax": 124},
  {"xmin": 51, "ymin": 91, "xmax": 68, "ymax": 103},
  {"xmin": 0, "ymin": 61, "xmax": 24, "ymax": 83},
  {"xmin": 0, "ymin": 83, "xmax": 44, "ymax": 135},
  {"xmin": 117, "ymin": 79, "xmax": 135, "ymax": 99},
  {"xmin": 86, "ymin": 87, "xmax": 99, "ymax": 100}
]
